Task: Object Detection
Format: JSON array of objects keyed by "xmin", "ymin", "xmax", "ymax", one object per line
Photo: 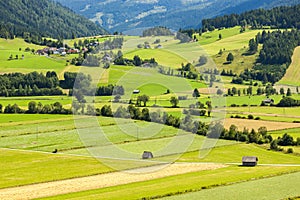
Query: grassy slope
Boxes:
[
  {"xmin": 201, "ymin": 29, "xmax": 262, "ymax": 56},
  {"xmin": 0, "ymin": 148, "xmax": 112, "ymax": 189},
  {"xmin": 124, "ymin": 48, "xmax": 188, "ymax": 69},
  {"xmin": 0, "ymin": 38, "xmax": 78, "ymax": 75},
  {"xmin": 278, "ymin": 46, "xmax": 300, "ymax": 86},
  {"xmin": 40, "ymin": 166, "xmax": 300, "ymax": 200},
  {"xmin": 197, "ymin": 26, "xmax": 243, "ymax": 45},
  {"xmin": 163, "ymin": 171, "xmax": 300, "ymax": 200},
  {"xmin": 270, "ymin": 128, "xmax": 300, "ymax": 139},
  {"xmin": 177, "ymin": 143, "xmax": 300, "ymax": 164},
  {"xmin": 212, "ymin": 48, "xmax": 259, "ymax": 74},
  {"xmin": 0, "ymin": 96, "xmax": 72, "ymax": 109}
]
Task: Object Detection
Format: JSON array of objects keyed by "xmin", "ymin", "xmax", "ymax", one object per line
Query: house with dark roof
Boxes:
[{"xmin": 242, "ymin": 156, "xmax": 258, "ymax": 166}]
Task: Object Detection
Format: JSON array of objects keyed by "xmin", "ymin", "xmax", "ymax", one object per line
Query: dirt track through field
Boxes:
[{"xmin": 0, "ymin": 163, "xmax": 226, "ymax": 200}]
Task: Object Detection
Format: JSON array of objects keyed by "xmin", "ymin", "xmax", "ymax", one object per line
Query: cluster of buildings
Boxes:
[{"xmin": 36, "ymin": 46, "xmax": 89, "ymax": 56}]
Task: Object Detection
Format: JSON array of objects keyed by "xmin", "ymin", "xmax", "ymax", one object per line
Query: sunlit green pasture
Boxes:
[
  {"xmin": 163, "ymin": 172, "xmax": 300, "ymax": 200},
  {"xmin": 177, "ymin": 143, "xmax": 300, "ymax": 164},
  {"xmin": 0, "ymin": 148, "xmax": 113, "ymax": 189},
  {"xmin": 0, "ymin": 96, "xmax": 72, "ymax": 109},
  {"xmin": 269, "ymin": 128, "xmax": 300, "ymax": 139},
  {"xmin": 124, "ymin": 48, "xmax": 188, "ymax": 69},
  {"xmin": 201, "ymin": 29, "xmax": 264, "ymax": 55},
  {"xmin": 40, "ymin": 166, "xmax": 300, "ymax": 200}
]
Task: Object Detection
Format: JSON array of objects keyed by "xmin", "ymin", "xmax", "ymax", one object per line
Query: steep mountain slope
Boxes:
[
  {"xmin": 0, "ymin": 0, "xmax": 108, "ymax": 39},
  {"xmin": 54, "ymin": 0, "xmax": 300, "ymax": 33}
]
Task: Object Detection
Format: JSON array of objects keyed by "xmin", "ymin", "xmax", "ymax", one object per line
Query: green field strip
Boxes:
[
  {"xmin": 0, "ymin": 148, "xmax": 113, "ymax": 189},
  {"xmin": 39, "ymin": 166, "xmax": 300, "ymax": 200},
  {"xmin": 163, "ymin": 171, "xmax": 300, "ymax": 200}
]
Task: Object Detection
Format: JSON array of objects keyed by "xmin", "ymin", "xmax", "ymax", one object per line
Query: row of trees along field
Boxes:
[
  {"xmin": 1, "ymin": 100, "xmax": 299, "ymax": 148},
  {"xmin": 0, "ymin": 71, "xmax": 63, "ymax": 96},
  {"xmin": 202, "ymin": 4, "xmax": 300, "ymax": 30},
  {"xmin": 0, "ymin": 71, "xmax": 124, "ymax": 97}
]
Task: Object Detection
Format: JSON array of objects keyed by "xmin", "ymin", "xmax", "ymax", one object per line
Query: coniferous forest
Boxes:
[
  {"xmin": 0, "ymin": 0, "xmax": 108, "ymax": 40},
  {"xmin": 202, "ymin": 4, "xmax": 300, "ymax": 30}
]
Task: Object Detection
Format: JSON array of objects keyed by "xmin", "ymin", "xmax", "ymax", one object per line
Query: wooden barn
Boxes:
[
  {"xmin": 242, "ymin": 156, "xmax": 258, "ymax": 166},
  {"xmin": 142, "ymin": 151, "xmax": 153, "ymax": 159}
]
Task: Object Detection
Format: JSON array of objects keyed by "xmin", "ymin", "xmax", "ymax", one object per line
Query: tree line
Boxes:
[
  {"xmin": 202, "ymin": 4, "xmax": 300, "ymax": 30},
  {"xmin": 1, "ymin": 100, "xmax": 298, "ymax": 148},
  {"xmin": 0, "ymin": 101, "xmax": 71, "ymax": 114},
  {"xmin": 234, "ymin": 30, "xmax": 300, "ymax": 84},
  {"xmin": 0, "ymin": 71, "xmax": 62, "ymax": 97},
  {"xmin": 142, "ymin": 27, "xmax": 173, "ymax": 37},
  {"xmin": 0, "ymin": 0, "xmax": 107, "ymax": 40}
]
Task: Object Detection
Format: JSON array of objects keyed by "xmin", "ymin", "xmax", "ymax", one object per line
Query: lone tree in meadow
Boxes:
[
  {"xmin": 206, "ymin": 101, "xmax": 212, "ymax": 117},
  {"xmin": 287, "ymin": 88, "xmax": 292, "ymax": 96},
  {"xmin": 217, "ymin": 89, "xmax": 223, "ymax": 96},
  {"xmin": 249, "ymin": 38, "xmax": 258, "ymax": 53},
  {"xmin": 170, "ymin": 96, "xmax": 179, "ymax": 108},
  {"xmin": 193, "ymin": 88, "xmax": 200, "ymax": 98},
  {"xmin": 226, "ymin": 53, "xmax": 234, "ymax": 63},
  {"xmin": 133, "ymin": 55, "xmax": 142, "ymax": 66},
  {"xmin": 280, "ymin": 88, "xmax": 285, "ymax": 95},
  {"xmin": 137, "ymin": 95, "xmax": 150, "ymax": 107}
]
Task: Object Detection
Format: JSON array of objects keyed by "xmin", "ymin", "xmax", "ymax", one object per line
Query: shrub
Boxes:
[
  {"xmin": 248, "ymin": 114, "xmax": 254, "ymax": 119},
  {"xmin": 287, "ymin": 148, "xmax": 294, "ymax": 154},
  {"xmin": 254, "ymin": 117, "xmax": 260, "ymax": 120}
]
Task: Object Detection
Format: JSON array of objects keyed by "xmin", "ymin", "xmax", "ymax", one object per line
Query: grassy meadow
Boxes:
[
  {"xmin": 0, "ymin": 27, "xmax": 299, "ymax": 199},
  {"xmin": 162, "ymin": 171, "xmax": 300, "ymax": 200},
  {"xmin": 278, "ymin": 46, "xmax": 300, "ymax": 86},
  {"xmin": 39, "ymin": 166, "xmax": 300, "ymax": 200},
  {"xmin": 0, "ymin": 148, "xmax": 113, "ymax": 189}
]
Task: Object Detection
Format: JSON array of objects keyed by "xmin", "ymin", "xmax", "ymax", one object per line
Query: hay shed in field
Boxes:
[
  {"xmin": 142, "ymin": 151, "xmax": 153, "ymax": 159},
  {"xmin": 242, "ymin": 156, "xmax": 258, "ymax": 166},
  {"xmin": 133, "ymin": 90, "xmax": 140, "ymax": 94}
]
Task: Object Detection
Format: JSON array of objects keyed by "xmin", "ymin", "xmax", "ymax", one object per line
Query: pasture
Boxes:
[
  {"xmin": 0, "ymin": 29, "xmax": 300, "ymax": 200},
  {"xmin": 0, "ymin": 148, "xmax": 112, "ymax": 189},
  {"xmin": 163, "ymin": 171, "xmax": 300, "ymax": 200},
  {"xmin": 177, "ymin": 143, "xmax": 300, "ymax": 164},
  {"xmin": 124, "ymin": 48, "xmax": 188, "ymax": 69},
  {"xmin": 201, "ymin": 29, "xmax": 263, "ymax": 55},
  {"xmin": 0, "ymin": 38, "xmax": 78, "ymax": 75},
  {"xmin": 38, "ymin": 166, "xmax": 300, "ymax": 200},
  {"xmin": 278, "ymin": 46, "xmax": 300, "ymax": 86}
]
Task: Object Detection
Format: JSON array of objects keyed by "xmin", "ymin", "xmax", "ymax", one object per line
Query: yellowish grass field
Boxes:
[
  {"xmin": 224, "ymin": 118, "xmax": 300, "ymax": 131},
  {"xmin": 278, "ymin": 46, "xmax": 300, "ymax": 86},
  {"xmin": 0, "ymin": 162, "xmax": 226, "ymax": 199}
]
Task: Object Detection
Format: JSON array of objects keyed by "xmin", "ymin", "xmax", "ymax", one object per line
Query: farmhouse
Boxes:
[
  {"xmin": 142, "ymin": 151, "xmax": 153, "ymax": 159},
  {"xmin": 242, "ymin": 156, "xmax": 258, "ymax": 166}
]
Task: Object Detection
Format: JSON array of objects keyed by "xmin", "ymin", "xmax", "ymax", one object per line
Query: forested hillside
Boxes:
[
  {"xmin": 55, "ymin": 0, "xmax": 300, "ymax": 33},
  {"xmin": 202, "ymin": 4, "xmax": 300, "ymax": 30},
  {"xmin": 0, "ymin": 0, "xmax": 108, "ymax": 39}
]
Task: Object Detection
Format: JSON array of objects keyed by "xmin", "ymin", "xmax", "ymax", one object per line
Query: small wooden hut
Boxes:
[
  {"xmin": 242, "ymin": 156, "xmax": 258, "ymax": 166},
  {"xmin": 142, "ymin": 151, "xmax": 153, "ymax": 159}
]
